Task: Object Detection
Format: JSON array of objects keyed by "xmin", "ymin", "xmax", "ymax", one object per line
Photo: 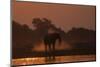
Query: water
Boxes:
[{"xmin": 12, "ymin": 55, "xmax": 96, "ymax": 66}]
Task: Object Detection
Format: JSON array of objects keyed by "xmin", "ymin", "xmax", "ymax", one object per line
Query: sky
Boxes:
[{"xmin": 12, "ymin": 1, "xmax": 96, "ymax": 32}]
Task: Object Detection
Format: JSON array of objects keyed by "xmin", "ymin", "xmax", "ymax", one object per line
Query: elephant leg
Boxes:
[
  {"xmin": 52, "ymin": 43, "xmax": 56, "ymax": 61},
  {"xmin": 45, "ymin": 45, "xmax": 48, "ymax": 56},
  {"xmin": 45, "ymin": 44, "xmax": 48, "ymax": 62}
]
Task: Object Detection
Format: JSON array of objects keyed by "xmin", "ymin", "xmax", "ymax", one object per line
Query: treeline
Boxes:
[{"xmin": 12, "ymin": 18, "xmax": 96, "ymax": 58}]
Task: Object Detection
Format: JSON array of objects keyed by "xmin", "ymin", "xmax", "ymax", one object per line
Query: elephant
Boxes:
[{"xmin": 44, "ymin": 32, "xmax": 61, "ymax": 62}]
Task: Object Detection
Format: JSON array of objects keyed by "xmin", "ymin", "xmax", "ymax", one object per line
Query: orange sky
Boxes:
[{"xmin": 12, "ymin": 1, "xmax": 96, "ymax": 32}]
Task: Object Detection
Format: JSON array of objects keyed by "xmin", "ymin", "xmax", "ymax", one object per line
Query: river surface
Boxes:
[{"xmin": 12, "ymin": 55, "xmax": 96, "ymax": 66}]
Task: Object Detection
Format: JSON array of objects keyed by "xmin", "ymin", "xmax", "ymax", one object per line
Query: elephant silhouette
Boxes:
[{"xmin": 43, "ymin": 30, "xmax": 61, "ymax": 62}]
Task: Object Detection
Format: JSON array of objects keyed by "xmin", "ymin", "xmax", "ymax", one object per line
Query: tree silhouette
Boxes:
[
  {"xmin": 32, "ymin": 18, "xmax": 51, "ymax": 30},
  {"xmin": 32, "ymin": 18, "xmax": 54, "ymax": 38}
]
